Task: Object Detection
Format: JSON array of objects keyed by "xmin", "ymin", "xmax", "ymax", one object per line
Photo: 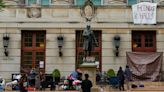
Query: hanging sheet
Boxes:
[{"xmin": 126, "ymin": 52, "xmax": 163, "ymax": 81}]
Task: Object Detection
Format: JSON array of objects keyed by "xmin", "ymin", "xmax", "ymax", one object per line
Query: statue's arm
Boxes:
[{"xmin": 92, "ymin": 33, "xmax": 98, "ymax": 46}]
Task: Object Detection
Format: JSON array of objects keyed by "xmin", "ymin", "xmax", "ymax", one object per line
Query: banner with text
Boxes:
[{"xmin": 132, "ymin": 2, "xmax": 157, "ymax": 24}]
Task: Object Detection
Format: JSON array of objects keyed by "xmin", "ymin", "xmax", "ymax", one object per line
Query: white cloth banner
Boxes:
[{"xmin": 132, "ymin": 2, "xmax": 157, "ymax": 24}]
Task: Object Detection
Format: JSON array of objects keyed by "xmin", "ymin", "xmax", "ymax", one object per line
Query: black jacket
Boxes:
[
  {"xmin": 81, "ymin": 79, "xmax": 93, "ymax": 92},
  {"xmin": 117, "ymin": 70, "xmax": 125, "ymax": 81}
]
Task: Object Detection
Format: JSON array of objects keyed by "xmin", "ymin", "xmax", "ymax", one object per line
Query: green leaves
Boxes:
[
  {"xmin": 0, "ymin": 0, "xmax": 5, "ymax": 9},
  {"xmin": 52, "ymin": 69, "xmax": 61, "ymax": 78},
  {"xmin": 107, "ymin": 69, "xmax": 116, "ymax": 78}
]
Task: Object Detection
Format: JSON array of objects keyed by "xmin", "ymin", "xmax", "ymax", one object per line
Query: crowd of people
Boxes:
[
  {"xmin": 1, "ymin": 66, "xmax": 132, "ymax": 92},
  {"xmin": 17, "ymin": 68, "xmax": 93, "ymax": 92},
  {"xmin": 1, "ymin": 68, "xmax": 47, "ymax": 91},
  {"xmin": 18, "ymin": 69, "xmax": 46, "ymax": 91},
  {"xmin": 0, "ymin": 68, "xmax": 94, "ymax": 92}
]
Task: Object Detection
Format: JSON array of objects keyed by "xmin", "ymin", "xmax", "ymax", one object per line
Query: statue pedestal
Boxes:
[{"xmin": 79, "ymin": 63, "xmax": 99, "ymax": 92}]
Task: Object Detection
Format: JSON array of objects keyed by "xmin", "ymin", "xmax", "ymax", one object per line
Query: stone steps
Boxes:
[
  {"xmin": 142, "ymin": 82, "xmax": 164, "ymax": 86},
  {"xmin": 102, "ymin": 82, "xmax": 164, "ymax": 91}
]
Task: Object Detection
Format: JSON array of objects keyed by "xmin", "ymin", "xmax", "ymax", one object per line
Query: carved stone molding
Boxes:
[
  {"xmin": 51, "ymin": 0, "xmax": 72, "ymax": 5},
  {"xmin": 0, "ymin": 9, "xmax": 16, "ymax": 17},
  {"xmin": 4, "ymin": 0, "xmax": 19, "ymax": 5},
  {"xmin": 52, "ymin": 9, "xmax": 68, "ymax": 17},
  {"xmin": 81, "ymin": 0, "xmax": 95, "ymax": 21},
  {"xmin": 103, "ymin": 0, "xmax": 126, "ymax": 5},
  {"xmin": 27, "ymin": 8, "xmax": 41, "ymax": 18}
]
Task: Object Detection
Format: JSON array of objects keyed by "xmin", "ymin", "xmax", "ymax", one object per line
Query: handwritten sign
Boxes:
[
  {"xmin": 132, "ymin": 2, "xmax": 157, "ymax": 24},
  {"xmin": 39, "ymin": 61, "xmax": 44, "ymax": 68}
]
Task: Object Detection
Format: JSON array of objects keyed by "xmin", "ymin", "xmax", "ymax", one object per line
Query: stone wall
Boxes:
[
  {"xmin": 0, "ymin": 28, "xmax": 21, "ymax": 80},
  {"xmin": 0, "ymin": 28, "xmax": 164, "ymax": 80},
  {"xmin": 46, "ymin": 29, "xmax": 76, "ymax": 76},
  {"xmin": 0, "ymin": 6, "xmax": 164, "ymax": 80},
  {"xmin": 101, "ymin": 29, "xmax": 131, "ymax": 72}
]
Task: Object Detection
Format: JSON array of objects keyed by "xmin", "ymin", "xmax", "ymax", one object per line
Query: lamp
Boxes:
[
  {"xmin": 113, "ymin": 35, "xmax": 120, "ymax": 57},
  {"xmin": 3, "ymin": 33, "xmax": 10, "ymax": 56},
  {"xmin": 57, "ymin": 35, "xmax": 64, "ymax": 57}
]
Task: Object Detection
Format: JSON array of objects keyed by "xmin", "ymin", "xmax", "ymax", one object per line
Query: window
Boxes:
[
  {"xmin": 26, "ymin": 0, "xmax": 50, "ymax": 6},
  {"xmin": 28, "ymin": 0, "xmax": 37, "ymax": 5},
  {"xmin": 128, "ymin": 0, "xmax": 153, "ymax": 5},
  {"xmin": 76, "ymin": 30, "xmax": 102, "ymax": 70},
  {"xmin": 75, "ymin": 0, "xmax": 102, "ymax": 6},
  {"xmin": 41, "ymin": 0, "xmax": 50, "ymax": 5},
  {"xmin": 21, "ymin": 31, "xmax": 46, "ymax": 73},
  {"xmin": 132, "ymin": 31, "xmax": 156, "ymax": 52}
]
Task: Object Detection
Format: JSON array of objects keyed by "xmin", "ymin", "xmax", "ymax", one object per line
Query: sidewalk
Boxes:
[
  {"xmin": 3, "ymin": 90, "xmax": 164, "ymax": 92},
  {"xmin": 3, "ymin": 82, "xmax": 164, "ymax": 92},
  {"xmin": 3, "ymin": 86, "xmax": 164, "ymax": 92}
]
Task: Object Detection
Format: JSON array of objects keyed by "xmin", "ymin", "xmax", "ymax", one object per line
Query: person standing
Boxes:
[
  {"xmin": 0, "ymin": 76, "xmax": 5, "ymax": 91},
  {"xmin": 117, "ymin": 67, "xmax": 125, "ymax": 91},
  {"xmin": 19, "ymin": 74, "xmax": 28, "ymax": 92},
  {"xmin": 35, "ymin": 74, "xmax": 40, "ymax": 90},
  {"xmin": 124, "ymin": 65, "xmax": 132, "ymax": 91},
  {"xmin": 39, "ymin": 72, "xmax": 45, "ymax": 90},
  {"xmin": 81, "ymin": 74, "xmax": 93, "ymax": 92}
]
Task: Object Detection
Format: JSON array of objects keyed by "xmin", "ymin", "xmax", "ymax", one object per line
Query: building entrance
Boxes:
[{"xmin": 21, "ymin": 31, "xmax": 46, "ymax": 73}]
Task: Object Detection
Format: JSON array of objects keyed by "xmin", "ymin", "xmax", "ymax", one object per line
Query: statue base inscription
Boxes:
[{"xmin": 83, "ymin": 56, "xmax": 95, "ymax": 63}]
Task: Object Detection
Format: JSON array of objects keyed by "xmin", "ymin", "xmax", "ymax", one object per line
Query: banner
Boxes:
[
  {"xmin": 132, "ymin": 2, "xmax": 157, "ymax": 24},
  {"xmin": 126, "ymin": 52, "xmax": 163, "ymax": 81}
]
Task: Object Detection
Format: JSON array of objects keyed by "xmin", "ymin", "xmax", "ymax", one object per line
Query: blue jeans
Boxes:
[{"xmin": 0, "ymin": 85, "xmax": 4, "ymax": 91}]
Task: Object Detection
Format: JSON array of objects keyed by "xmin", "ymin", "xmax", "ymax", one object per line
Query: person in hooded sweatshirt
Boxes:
[
  {"xmin": 117, "ymin": 67, "xmax": 125, "ymax": 91},
  {"xmin": 81, "ymin": 74, "xmax": 92, "ymax": 92},
  {"xmin": 124, "ymin": 65, "xmax": 132, "ymax": 90}
]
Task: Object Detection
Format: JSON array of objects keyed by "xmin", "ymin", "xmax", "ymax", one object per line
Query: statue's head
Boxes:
[{"xmin": 87, "ymin": 25, "xmax": 90, "ymax": 29}]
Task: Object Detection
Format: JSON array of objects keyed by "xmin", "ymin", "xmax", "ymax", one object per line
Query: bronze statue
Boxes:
[{"xmin": 83, "ymin": 25, "xmax": 98, "ymax": 58}]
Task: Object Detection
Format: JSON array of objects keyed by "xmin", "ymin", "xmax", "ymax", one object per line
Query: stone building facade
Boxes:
[{"xmin": 0, "ymin": 0, "xmax": 164, "ymax": 80}]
